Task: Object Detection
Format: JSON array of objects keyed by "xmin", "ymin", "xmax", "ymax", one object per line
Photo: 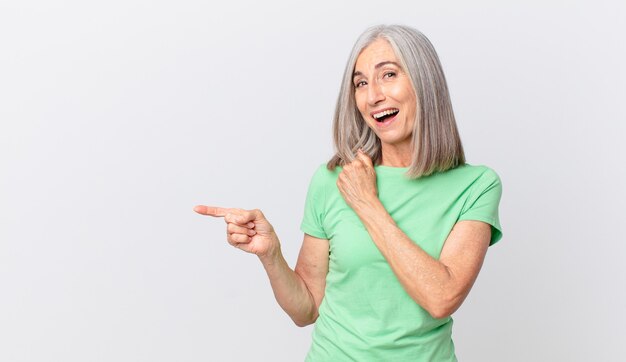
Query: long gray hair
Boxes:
[{"xmin": 327, "ymin": 25, "xmax": 465, "ymax": 178}]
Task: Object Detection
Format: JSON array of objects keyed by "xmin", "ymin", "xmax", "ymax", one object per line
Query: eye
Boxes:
[
  {"xmin": 354, "ymin": 80, "xmax": 367, "ymax": 88},
  {"xmin": 383, "ymin": 71, "xmax": 396, "ymax": 79}
]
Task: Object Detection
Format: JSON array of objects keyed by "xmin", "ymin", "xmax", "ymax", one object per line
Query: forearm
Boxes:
[
  {"xmin": 258, "ymin": 244, "xmax": 318, "ymax": 326},
  {"xmin": 354, "ymin": 199, "xmax": 458, "ymax": 318}
]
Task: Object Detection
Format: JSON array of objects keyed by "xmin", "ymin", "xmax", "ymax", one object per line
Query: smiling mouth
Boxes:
[{"xmin": 373, "ymin": 108, "xmax": 399, "ymax": 123}]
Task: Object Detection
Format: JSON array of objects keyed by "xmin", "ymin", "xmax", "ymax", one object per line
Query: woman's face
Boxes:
[{"xmin": 353, "ymin": 38, "xmax": 417, "ymax": 151}]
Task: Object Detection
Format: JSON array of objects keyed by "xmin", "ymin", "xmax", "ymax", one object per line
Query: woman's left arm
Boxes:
[{"xmin": 337, "ymin": 151, "xmax": 491, "ymax": 319}]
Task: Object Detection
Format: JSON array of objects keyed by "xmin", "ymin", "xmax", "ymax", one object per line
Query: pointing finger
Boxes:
[{"xmin": 194, "ymin": 205, "xmax": 231, "ymax": 217}]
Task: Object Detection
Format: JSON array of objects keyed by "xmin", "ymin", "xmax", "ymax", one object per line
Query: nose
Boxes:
[{"xmin": 367, "ymin": 80, "xmax": 385, "ymax": 106}]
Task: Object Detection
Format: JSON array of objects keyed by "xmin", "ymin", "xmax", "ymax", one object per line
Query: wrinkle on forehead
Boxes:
[{"xmin": 354, "ymin": 39, "xmax": 400, "ymax": 76}]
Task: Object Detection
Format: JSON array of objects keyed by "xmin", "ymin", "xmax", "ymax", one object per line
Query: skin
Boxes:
[
  {"xmin": 193, "ymin": 205, "xmax": 326, "ymax": 326},
  {"xmin": 352, "ymin": 38, "xmax": 417, "ymax": 167},
  {"xmin": 194, "ymin": 38, "xmax": 492, "ymax": 324}
]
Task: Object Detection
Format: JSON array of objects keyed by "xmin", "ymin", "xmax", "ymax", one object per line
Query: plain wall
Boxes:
[{"xmin": 1, "ymin": 0, "xmax": 624, "ymax": 361}]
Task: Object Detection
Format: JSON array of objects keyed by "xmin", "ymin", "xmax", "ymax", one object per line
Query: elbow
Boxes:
[
  {"xmin": 410, "ymin": 267, "xmax": 470, "ymax": 319},
  {"xmin": 426, "ymin": 305, "xmax": 455, "ymax": 320},
  {"xmin": 292, "ymin": 311, "xmax": 319, "ymax": 327},
  {"xmin": 293, "ymin": 319, "xmax": 313, "ymax": 327},
  {"xmin": 421, "ymin": 295, "xmax": 462, "ymax": 320}
]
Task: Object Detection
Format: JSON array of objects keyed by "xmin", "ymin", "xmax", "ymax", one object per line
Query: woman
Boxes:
[{"xmin": 195, "ymin": 24, "xmax": 502, "ymax": 361}]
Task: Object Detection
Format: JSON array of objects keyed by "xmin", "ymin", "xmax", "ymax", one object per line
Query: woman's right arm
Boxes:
[
  {"xmin": 260, "ymin": 233, "xmax": 329, "ymax": 326},
  {"xmin": 194, "ymin": 205, "xmax": 329, "ymax": 327}
]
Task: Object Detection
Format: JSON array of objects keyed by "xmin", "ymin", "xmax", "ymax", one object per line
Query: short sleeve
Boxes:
[
  {"xmin": 458, "ymin": 168, "xmax": 503, "ymax": 245},
  {"xmin": 300, "ymin": 165, "xmax": 328, "ymax": 239}
]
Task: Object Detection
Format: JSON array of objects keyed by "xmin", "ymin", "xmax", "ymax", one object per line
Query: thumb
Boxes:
[
  {"xmin": 239, "ymin": 209, "xmax": 274, "ymax": 234},
  {"xmin": 238, "ymin": 208, "xmax": 265, "ymax": 224},
  {"xmin": 357, "ymin": 149, "xmax": 374, "ymax": 168}
]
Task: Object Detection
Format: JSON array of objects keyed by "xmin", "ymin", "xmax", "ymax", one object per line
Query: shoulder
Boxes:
[
  {"xmin": 308, "ymin": 163, "xmax": 341, "ymax": 186},
  {"xmin": 452, "ymin": 165, "xmax": 503, "ymax": 207},
  {"xmin": 454, "ymin": 164, "xmax": 504, "ymax": 243},
  {"xmin": 442, "ymin": 164, "xmax": 501, "ymax": 186},
  {"xmin": 469, "ymin": 165, "xmax": 501, "ymax": 190},
  {"xmin": 424, "ymin": 164, "xmax": 502, "ymax": 198},
  {"xmin": 449, "ymin": 163, "xmax": 499, "ymax": 177}
]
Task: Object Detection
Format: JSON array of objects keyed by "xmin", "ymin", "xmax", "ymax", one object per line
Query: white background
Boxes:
[{"xmin": 1, "ymin": 0, "xmax": 625, "ymax": 361}]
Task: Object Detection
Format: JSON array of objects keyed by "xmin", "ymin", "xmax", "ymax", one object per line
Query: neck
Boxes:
[{"xmin": 379, "ymin": 143, "xmax": 412, "ymax": 167}]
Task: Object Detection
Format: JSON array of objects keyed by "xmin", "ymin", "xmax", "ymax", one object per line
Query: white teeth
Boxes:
[{"xmin": 373, "ymin": 109, "xmax": 399, "ymax": 119}]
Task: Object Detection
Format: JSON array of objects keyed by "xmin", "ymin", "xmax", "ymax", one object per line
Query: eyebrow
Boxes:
[{"xmin": 353, "ymin": 61, "xmax": 401, "ymax": 78}]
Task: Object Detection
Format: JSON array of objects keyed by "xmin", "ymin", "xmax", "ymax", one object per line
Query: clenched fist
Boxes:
[{"xmin": 336, "ymin": 149, "xmax": 379, "ymax": 210}]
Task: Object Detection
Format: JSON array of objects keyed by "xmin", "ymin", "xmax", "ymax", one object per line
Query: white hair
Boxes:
[{"xmin": 327, "ymin": 24, "xmax": 465, "ymax": 178}]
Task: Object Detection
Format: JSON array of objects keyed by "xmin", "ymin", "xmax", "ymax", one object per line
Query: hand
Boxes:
[
  {"xmin": 336, "ymin": 149, "xmax": 378, "ymax": 210},
  {"xmin": 194, "ymin": 205, "xmax": 279, "ymax": 258}
]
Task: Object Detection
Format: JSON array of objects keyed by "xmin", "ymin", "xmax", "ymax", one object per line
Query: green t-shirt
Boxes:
[{"xmin": 300, "ymin": 163, "xmax": 503, "ymax": 361}]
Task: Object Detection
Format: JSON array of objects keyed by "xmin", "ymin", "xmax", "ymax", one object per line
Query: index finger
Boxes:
[{"xmin": 193, "ymin": 205, "xmax": 232, "ymax": 217}]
